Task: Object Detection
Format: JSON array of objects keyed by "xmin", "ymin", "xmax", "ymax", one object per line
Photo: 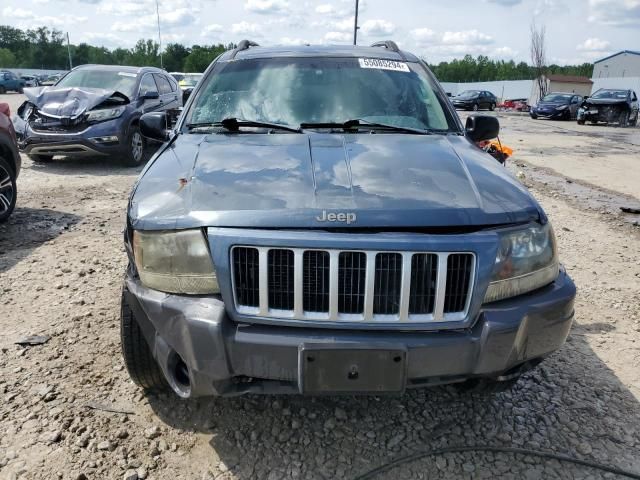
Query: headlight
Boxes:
[
  {"xmin": 556, "ymin": 105, "xmax": 568, "ymax": 110},
  {"xmin": 86, "ymin": 106, "xmax": 126, "ymax": 123},
  {"xmin": 484, "ymin": 223, "xmax": 559, "ymax": 303},
  {"xmin": 133, "ymin": 229, "xmax": 219, "ymax": 295}
]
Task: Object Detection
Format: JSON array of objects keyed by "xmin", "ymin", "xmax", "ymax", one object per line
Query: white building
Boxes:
[{"xmin": 592, "ymin": 50, "xmax": 640, "ymax": 78}]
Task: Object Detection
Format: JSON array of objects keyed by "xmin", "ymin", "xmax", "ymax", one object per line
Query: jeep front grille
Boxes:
[{"xmin": 231, "ymin": 247, "xmax": 475, "ymax": 323}]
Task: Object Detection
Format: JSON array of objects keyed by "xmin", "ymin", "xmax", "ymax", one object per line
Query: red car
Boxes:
[
  {"xmin": 501, "ymin": 98, "xmax": 530, "ymax": 112},
  {"xmin": 0, "ymin": 102, "xmax": 21, "ymax": 221}
]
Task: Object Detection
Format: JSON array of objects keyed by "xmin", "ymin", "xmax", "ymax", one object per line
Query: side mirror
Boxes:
[
  {"xmin": 584, "ymin": 96, "xmax": 589, "ymax": 100},
  {"xmin": 140, "ymin": 112, "xmax": 169, "ymax": 142},
  {"xmin": 465, "ymin": 115, "xmax": 499, "ymax": 142},
  {"xmin": 141, "ymin": 91, "xmax": 159, "ymax": 100},
  {"xmin": 182, "ymin": 88, "xmax": 193, "ymax": 104}
]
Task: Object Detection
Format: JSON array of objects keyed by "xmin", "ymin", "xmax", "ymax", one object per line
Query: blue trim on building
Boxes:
[{"xmin": 594, "ymin": 50, "xmax": 640, "ymax": 64}]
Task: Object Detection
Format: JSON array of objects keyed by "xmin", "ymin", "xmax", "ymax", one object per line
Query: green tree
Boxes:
[
  {"xmin": 184, "ymin": 44, "xmax": 226, "ymax": 72},
  {"xmin": 0, "ymin": 48, "xmax": 16, "ymax": 67},
  {"xmin": 163, "ymin": 43, "xmax": 190, "ymax": 72}
]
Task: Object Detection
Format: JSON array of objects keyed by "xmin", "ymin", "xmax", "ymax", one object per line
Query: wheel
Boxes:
[
  {"xmin": 28, "ymin": 154, "xmax": 54, "ymax": 163},
  {"xmin": 0, "ymin": 156, "xmax": 17, "ymax": 222},
  {"xmin": 120, "ymin": 290, "xmax": 169, "ymax": 392},
  {"xmin": 530, "ymin": 114, "xmax": 538, "ymax": 120},
  {"xmin": 454, "ymin": 376, "xmax": 520, "ymax": 395},
  {"xmin": 0, "ymin": 86, "xmax": 5, "ymax": 94},
  {"xmin": 577, "ymin": 119, "xmax": 585, "ymax": 125},
  {"xmin": 18, "ymin": 87, "xmax": 24, "ymax": 94},
  {"xmin": 472, "ymin": 103, "xmax": 479, "ymax": 112},
  {"xmin": 619, "ymin": 110, "xmax": 630, "ymax": 127},
  {"xmin": 630, "ymin": 115, "xmax": 637, "ymax": 127},
  {"xmin": 489, "ymin": 103, "xmax": 495, "ymax": 111},
  {"xmin": 123, "ymin": 125, "xmax": 146, "ymax": 167}
]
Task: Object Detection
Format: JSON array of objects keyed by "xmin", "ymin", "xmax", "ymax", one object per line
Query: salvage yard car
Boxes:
[
  {"xmin": 0, "ymin": 102, "xmax": 21, "ymax": 221},
  {"xmin": 530, "ymin": 92, "xmax": 582, "ymax": 120},
  {"xmin": 451, "ymin": 90, "xmax": 497, "ymax": 111},
  {"xmin": 15, "ymin": 64, "xmax": 182, "ymax": 166},
  {"xmin": 120, "ymin": 41, "xmax": 576, "ymax": 399},
  {"xmin": 577, "ymin": 88, "xmax": 638, "ymax": 127},
  {"xmin": 0, "ymin": 70, "xmax": 25, "ymax": 94}
]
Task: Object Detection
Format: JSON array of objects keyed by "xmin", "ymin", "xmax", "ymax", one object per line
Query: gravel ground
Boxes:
[{"xmin": 1, "ymin": 93, "xmax": 640, "ymax": 480}]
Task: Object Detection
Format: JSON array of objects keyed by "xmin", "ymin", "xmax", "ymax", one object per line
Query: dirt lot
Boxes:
[{"xmin": 1, "ymin": 92, "xmax": 640, "ymax": 480}]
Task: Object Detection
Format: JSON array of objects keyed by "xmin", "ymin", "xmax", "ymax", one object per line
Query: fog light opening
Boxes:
[{"xmin": 167, "ymin": 351, "xmax": 191, "ymax": 398}]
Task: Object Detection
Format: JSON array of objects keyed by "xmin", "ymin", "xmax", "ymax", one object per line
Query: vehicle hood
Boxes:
[
  {"xmin": 129, "ymin": 133, "xmax": 543, "ymax": 230},
  {"xmin": 536, "ymin": 101, "xmax": 568, "ymax": 108},
  {"xmin": 584, "ymin": 98, "xmax": 628, "ymax": 106},
  {"xmin": 22, "ymin": 86, "xmax": 129, "ymax": 119}
]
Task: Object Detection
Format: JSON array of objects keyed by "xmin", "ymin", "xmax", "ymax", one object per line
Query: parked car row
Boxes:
[{"xmin": 451, "ymin": 90, "xmax": 498, "ymax": 111}]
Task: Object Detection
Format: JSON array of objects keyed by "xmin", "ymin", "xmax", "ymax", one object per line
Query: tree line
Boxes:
[
  {"xmin": 427, "ymin": 54, "xmax": 593, "ymax": 82},
  {"xmin": 1, "ymin": 25, "xmax": 595, "ymax": 81},
  {"xmin": 0, "ymin": 25, "xmax": 228, "ymax": 73}
]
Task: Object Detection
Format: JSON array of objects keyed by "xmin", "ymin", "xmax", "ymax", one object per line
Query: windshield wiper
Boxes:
[
  {"xmin": 186, "ymin": 117, "xmax": 301, "ymax": 133},
  {"xmin": 300, "ymin": 119, "xmax": 431, "ymax": 135}
]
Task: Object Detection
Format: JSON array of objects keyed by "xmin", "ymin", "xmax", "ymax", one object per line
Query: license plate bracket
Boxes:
[{"xmin": 299, "ymin": 344, "xmax": 407, "ymax": 394}]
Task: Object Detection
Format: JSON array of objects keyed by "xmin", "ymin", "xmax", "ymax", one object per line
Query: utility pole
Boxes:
[
  {"xmin": 353, "ymin": 0, "xmax": 359, "ymax": 45},
  {"xmin": 66, "ymin": 32, "xmax": 73, "ymax": 70},
  {"xmin": 155, "ymin": 0, "xmax": 163, "ymax": 69}
]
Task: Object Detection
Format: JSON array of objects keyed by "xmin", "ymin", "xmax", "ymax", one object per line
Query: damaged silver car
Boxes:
[{"xmin": 14, "ymin": 65, "xmax": 182, "ymax": 166}]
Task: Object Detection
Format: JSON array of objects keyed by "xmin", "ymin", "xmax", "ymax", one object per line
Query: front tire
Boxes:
[
  {"xmin": 577, "ymin": 119, "xmax": 585, "ymax": 125},
  {"xmin": 619, "ymin": 110, "xmax": 630, "ymax": 127},
  {"xmin": 123, "ymin": 125, "xmax": 146, "ymax": 167},
  {"xmin": 0, "ymin": 86, "xmax": 5, "ymax": 94},
  {"xmin": 120, "ymin": 291, "xmax": 168, "ymax": 392},
  {"xmin": 489, "ymin": 103, "xmax": 495, "ymax": 111},
  {"xmin": 0, "ymin": 157, "xmax": 17, "ymax": 222},
  {"xmin": 472, "ymin": 103, "xmax": 479, "ymax": 112},
  {"xmin": 530, "ymin": 114, "xmax": 538, "ymax": 120}
]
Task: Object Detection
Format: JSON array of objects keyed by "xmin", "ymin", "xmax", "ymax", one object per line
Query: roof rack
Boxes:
[
  {"xmin": 230, "ymin": 39, "xmax": 260, "ymax": 60},
  {"xmin": 370, "ymin": 41, "xmax": 406, "ymax": 61}
]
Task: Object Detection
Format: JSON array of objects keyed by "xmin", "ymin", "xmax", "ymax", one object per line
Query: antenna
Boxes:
[
  {"xmin": 155, "ymin": 0, "xmax": 163, "ymax": 69},
  {"xmin": 353, "ymin": 0, "xmax": 360, "ymax": 45}
]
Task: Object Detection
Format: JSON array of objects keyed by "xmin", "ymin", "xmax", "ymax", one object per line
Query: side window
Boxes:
[
  {"xmin": 167, "ymin": 76, "xmax": 177, "ymax": 92},
  {"xmin": 632, "ymin": 92, "xmax": 638, "ymax": 102},
  {"xmin": 139, "ymin": 74, "xmax": 158, "ymax": 96},
  {"xmin": 154, "ymin": 74, "xmax": 172, "ymax": 95}
]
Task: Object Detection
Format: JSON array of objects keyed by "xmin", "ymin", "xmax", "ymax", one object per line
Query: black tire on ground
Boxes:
[
  {"xmin": 472, "ymin": 103, "xmax": 479, "ymax": 112},
  {"xmin": 619, "ymin": 110, "xmax": 630, "ymax": 128},
  {"xmin": 122, "ymin": 124, "xmax": 147, "ymax": 167},
  {"xmin": 630, "ymin": 115, "xmax": 637, "ymax": 127},
  {"xmin": 577, "ymin": 119, "xmax": 585, "ymax": 125},
  {"xmin": 28, "ymin": 154, "xmax": 54, "ymax": 163},
  {"xmin": 120, "ymin": 291, "xmax": 169, "ymax": 392},
  {"xmin": 530, "ymin": 114, "xmax": 538, "ymax": 120},
  {"xmin": 0, "ymin": 86, "xmax": 5, "ymax": 94},
  {"xmin": 453, "ymin": 376, "xmax": 520, "ymax": 395},
  {"xmin": 18, "ymin": 87, "xmax": 24, "ymax": 94},
  {"xmin": 489, "ymin": 103, "xmax": 495, "ymax": 111},
  {"xmin": 0, "ymin": 156, "xmax": 17, "ymax": 222}
]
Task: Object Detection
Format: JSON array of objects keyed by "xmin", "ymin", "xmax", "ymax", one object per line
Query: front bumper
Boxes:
[
  {"xmin": 19, "ymin": 118, "xmax": 127, "ymax": 157},
  {"xmin": 531, "ymin": 108, "xmax": 567, "ymax": 119},
  {"xmin": 124, "ymin": 269, "xmax": 576, "ymax": 397}
]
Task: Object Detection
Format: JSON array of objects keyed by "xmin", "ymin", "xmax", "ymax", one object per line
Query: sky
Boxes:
[{"xmin": 1, "ymin": 0, "xmax": 639, "ymax": 65}]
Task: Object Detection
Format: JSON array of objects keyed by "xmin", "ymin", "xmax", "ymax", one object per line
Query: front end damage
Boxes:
[
  {"xmin": 577, "ymin": 99, "xmax": 632, "ymax": 126},
  {"xmin": 14, "ymin": 86, "xmax": 131, "ymax": 157}
]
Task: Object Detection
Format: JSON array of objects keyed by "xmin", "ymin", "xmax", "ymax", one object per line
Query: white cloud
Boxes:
[
  {"xmin": 360, "ymin": 19, "xmax": 395, "ymax": 36},
  {"xmin": 279, "ymin": 37, "xmax": 308, "ymax": 46},
  {"xmin": 577, "ymin": 37, "xmax": 611, "ymax": 51},
  {"xmin": 244, "ymin": 0, "xmax": 288, "ymax": 14},
  {"xmin": 491, "ymin": 46, "xmax": 518, "ymax": 58},
  {"xmin": 410, "ymin": 28, "xmax": 437, "ymax": 46},
  {"xmin": 487, "ymin": 0, "xmax": 522, "ymax": 4},
  {"xmin": 231, "ymin": 21, "xmax": 262, "ymax": 35},
  {"xmin": 441, "ymin": 30, "xmax": 493, "ymax": 45},
  {"xmin": 315, "ymin": 4, "xmax": 334, "ymax": 14},
  {"xmin": 324, "ymin": 31, "xmax": 351, "ymax": 43},
  {"xmin": 587, "ymin": 0, "xmax": 640, "ymax": 26}
]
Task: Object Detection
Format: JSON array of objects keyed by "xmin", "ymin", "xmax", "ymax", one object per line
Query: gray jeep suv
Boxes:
[{"xmin": 120, "ymin": 41, "xmax": 576, "ymax": 398}]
